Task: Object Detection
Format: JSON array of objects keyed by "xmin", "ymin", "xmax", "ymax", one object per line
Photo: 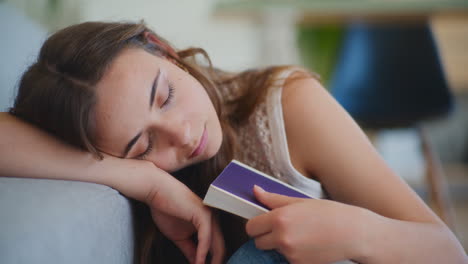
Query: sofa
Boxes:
[
  {"xmin": 0, "ymin": 178, "xmax": 135, "ymax": 264},
  {"xmin": 0, "ymin": 4, "xmax": 136, "ymax": 263}
]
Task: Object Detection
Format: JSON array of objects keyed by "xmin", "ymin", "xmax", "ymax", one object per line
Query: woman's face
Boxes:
[{"xmin": 93, "ymin": 47, "xmax": 223, "ymax": 172}]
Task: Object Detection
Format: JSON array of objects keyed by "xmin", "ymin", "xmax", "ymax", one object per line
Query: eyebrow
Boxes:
[
  {"xmin": 122, "ymin": 132, "xmax": 142, "ymax": 158},
  {"xmin": 122, "ymin": 69, "xmax": 161, "ymax": 158}
]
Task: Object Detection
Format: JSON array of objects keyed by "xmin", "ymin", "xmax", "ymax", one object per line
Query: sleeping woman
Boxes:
[{"xmin": 0, "ymin": 21, "xmax": 466, "ymax": 264}]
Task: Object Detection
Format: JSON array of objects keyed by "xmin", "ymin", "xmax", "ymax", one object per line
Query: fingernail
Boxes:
[{"xmin": 254, "ymin": 185, "xmax": 265, "ymax": 193}]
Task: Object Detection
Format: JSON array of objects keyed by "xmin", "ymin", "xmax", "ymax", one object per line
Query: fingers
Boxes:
[
  {"xmin": 209, "ymin": 214, "xmax": 226, "ymax": 264},
  {"xmin": 253, "ymin": 232, "xmax": 277, "ymax": 251},
  {"xmin": 194, "ymin": 208, "xmax": 212, "ymax": 264},
  {"xmin": 173, "ymin": 239, "xmax": 197, "ymax": 264},
  {"xmin": 247, "ymin": 186, "xmax": 304, "ymax": 237},
  {"xmin": 246, "ymin": 212, "xmax": 273, "ymax": 237},
  {"xmin": 254, "ymin": 185, "xmax": 303, "ymax": 209}
]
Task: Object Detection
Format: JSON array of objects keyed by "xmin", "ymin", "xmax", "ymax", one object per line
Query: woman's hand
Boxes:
[
  {"xmin": 95, "ymin": 156, "xmax": 225, "ymax": 264},
  {"xmin": 246, "ymin": 186, "xmax": 371, "ymax": 264},
  {"xmin": 144, "ymin": 164, "xmax": 225, "ymax": 264}
]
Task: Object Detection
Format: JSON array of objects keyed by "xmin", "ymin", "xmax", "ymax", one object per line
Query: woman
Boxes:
[{"xmin": 0, "ymin": 21, "xmax": 466, "ymax": 264}]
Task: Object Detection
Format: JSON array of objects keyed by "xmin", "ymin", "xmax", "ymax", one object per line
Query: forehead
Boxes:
[
  {"xmin": 92, "ymin": 48, "xmax": 162, "ymax": 153},
  {"xmin": 101, "ymin": 47, "xmax": 162, "ymax": 84}
]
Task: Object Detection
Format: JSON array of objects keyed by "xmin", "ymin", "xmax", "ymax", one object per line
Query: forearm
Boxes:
[
  {"xmin": 357, "ymin": 210, "xmax": 467, "ymax": 264},
  {"xmin": 0, "ymin": 112, "xmax": 155, "ymax": 201},
  {"xmin": 1, "ymin": 113, "xmax": 95, "ymax": 179}
]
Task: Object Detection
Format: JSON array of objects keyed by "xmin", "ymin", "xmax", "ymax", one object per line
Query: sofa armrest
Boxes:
[{"xmin": 0, "ymin": 177, "xmax": 135, "ymax": 264}]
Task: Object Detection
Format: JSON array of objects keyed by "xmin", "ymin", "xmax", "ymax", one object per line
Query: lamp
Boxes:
[{"xmin": 329, "ymin": 21, "xmax": 456, "ymax": 228}]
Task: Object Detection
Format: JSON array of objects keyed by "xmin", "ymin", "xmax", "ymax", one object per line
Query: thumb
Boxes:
[{"xmin": 253, "ymin": 185, "xmax": 302, "ymax": 209}]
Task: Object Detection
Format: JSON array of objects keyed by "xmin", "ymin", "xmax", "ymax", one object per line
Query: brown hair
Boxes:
[{"xmin": 10, "ymin": 21, "xmax": 299, "ymax": 263}]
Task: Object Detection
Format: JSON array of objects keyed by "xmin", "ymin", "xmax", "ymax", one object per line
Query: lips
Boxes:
[{"xmin": 189, "ymin": 126, "xmax": 208, "ymax": 159}]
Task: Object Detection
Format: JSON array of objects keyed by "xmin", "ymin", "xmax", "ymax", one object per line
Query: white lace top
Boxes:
[{"xmin": 223, "ymin": 68, "xmax": 324, "ymax": 199}]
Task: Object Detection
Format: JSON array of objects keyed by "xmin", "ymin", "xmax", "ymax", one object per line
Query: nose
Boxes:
[{"xmin": 159, "ymin": 118, "xmax": 191, "ymax": 147}]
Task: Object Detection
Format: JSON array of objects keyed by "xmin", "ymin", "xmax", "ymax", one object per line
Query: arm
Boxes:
[
  {"xmin": 0, "ymin": 112, "xmax": 154, "ymax": 200},
  {"xmin": 246, "ymin": 74, "xmax": 466, "ymax": 263},
  {"xmin": 0, "ymin": 112, "xmax": 224, "ymax": 264}
]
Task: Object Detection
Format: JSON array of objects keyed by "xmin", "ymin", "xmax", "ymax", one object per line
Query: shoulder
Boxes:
[
  {"xmin": 279, "ymin": 68, "xmax": 331, "ymax": 179},
  {"xmin": 281, "ymin": 68, "xmax": 323, "ymax": 103},
  {"xmin": 280, "ymin": 68, "xmax": 326, "ymax": 119},
  {"xmin": 279, "ymin": 67, "xmax": 367, "ymax": 181}
]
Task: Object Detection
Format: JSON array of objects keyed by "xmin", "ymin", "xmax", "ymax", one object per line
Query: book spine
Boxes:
[{"xmin": 203, "ymin": 185, "xmax": 268, "ymax": 219}]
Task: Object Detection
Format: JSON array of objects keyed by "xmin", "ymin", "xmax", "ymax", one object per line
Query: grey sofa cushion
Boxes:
[{"xmin": 0, "ymin": 178, "xmax": 135, "ymax": 264}]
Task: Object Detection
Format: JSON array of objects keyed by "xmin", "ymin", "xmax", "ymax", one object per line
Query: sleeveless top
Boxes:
[{"xmin": 221, "ymin": 68, "xmax": 324, "ymax": 198}]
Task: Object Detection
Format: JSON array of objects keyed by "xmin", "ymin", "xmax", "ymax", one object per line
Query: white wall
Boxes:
[
  {"xmin": 79, "ymin": 0, "xmax": 263, "ymax": 71},
  {"xmin": 0, "ymin": 3, "xmax": 47, "ymax": 111},
  {"xmin": 5, "ymin": 0, "xmax": 301, "ymax": 71}
]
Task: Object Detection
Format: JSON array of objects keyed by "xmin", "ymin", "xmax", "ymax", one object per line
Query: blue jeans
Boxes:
[{"xmin": 227, "ymin": 240, "xmax": 289, "ymax": 264}]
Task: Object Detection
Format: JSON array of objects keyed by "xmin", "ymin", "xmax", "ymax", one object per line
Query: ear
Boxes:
[{"xmin": 143, "ymin": 31, "xmax": 179, "ymax": 59}]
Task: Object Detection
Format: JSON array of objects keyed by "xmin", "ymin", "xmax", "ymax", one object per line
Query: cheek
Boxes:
[
  {"xmin": 176, "ymin": 76, "xmax": 209, "ymax": 103},
  {"xmin": 191, "ymin": 87, "xmax": 215, "ymax": 114}
]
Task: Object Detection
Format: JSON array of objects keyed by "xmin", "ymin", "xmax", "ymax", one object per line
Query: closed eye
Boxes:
[
  {"xmin": 136, "ymin": 81, "xmax": 174, "ymax": 159},
  {"xmin": 136, "ymin": 133, "xmax": 153, "ymax": 160},
  {"xmin": 161, "ymin": 82, "xmax": 175, "ymax": 108}
]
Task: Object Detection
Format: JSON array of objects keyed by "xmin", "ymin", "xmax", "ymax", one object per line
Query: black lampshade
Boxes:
[{"xmin": 330, "ymin": 22, "xmax": 453, "ymax": 128}]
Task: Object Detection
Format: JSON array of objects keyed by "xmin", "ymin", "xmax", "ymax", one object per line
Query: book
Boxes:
[{"xmin": 203, "ymin": 160, "xmax": 315, "ymax": 219}]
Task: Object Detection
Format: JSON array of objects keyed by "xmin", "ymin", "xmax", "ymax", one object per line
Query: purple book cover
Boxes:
[{"xmin": 211, "ymin": 160, "xmax": 312, "ymax": 210}]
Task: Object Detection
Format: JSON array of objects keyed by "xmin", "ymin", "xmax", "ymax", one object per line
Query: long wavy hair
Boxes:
[{"xmin": 10, "ymin": 21, "xmax": 297, "ymax": 263}]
